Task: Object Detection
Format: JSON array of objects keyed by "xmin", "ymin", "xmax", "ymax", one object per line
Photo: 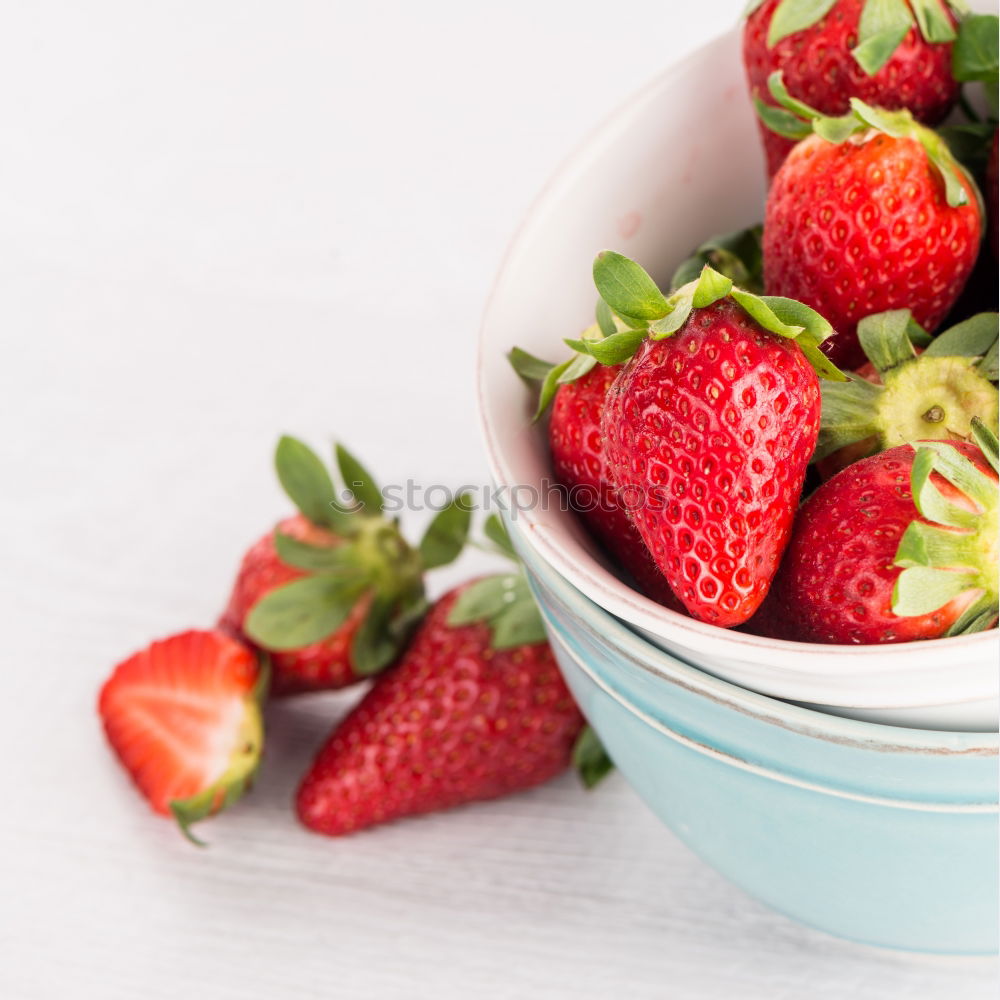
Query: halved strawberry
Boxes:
[{"xmin": 98, "ymin": 629, "xmax": 266, "ymax": 842}]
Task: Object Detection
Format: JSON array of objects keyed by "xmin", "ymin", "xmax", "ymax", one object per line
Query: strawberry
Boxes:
[
  {"xmin": 506, "ymin": 226, "xmax": 765, "ymax": 613},
  {"xmin": 565, "ymin": 253, "xmax": 842, "ymax": 627},
  {"xmin": 744, "ymin": 0, "xmax": 960, "ymax": 176},
  {"xmin": 508, "ymin": 342, "xmax": 683, "ymax": 610},
  {"xmin": 296, "ymin": 567, "xmax": 587, "ymax": 837},
  {"xmin": 816, "ymin": 308, "xmax": 998, "ymax": 478},
  {"xmin": 98, "ymin": 629, "xmax": 266, "ymax": 841},
  {"xmin": 760, "ymin": 83, "xmax": 984, "ymax": 369},
  {"xmin": 756, "ymin": 425, "xmax": 999, "ymax": 643},
  {"xmin": 221, "ymin": 437, "xmax": 470, "ymax": 696}
]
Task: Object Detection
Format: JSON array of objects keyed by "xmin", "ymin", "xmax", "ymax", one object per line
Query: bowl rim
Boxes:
[
  {"xmin": 475, "ymin": 26, "xmax": 998, "ymax": 677},
  {"xmin": 518, "ymin": 516, "xmax": 999, "ymax": 755}
]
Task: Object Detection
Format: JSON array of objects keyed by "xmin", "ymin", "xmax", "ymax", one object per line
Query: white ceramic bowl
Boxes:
[{"xmin": 477, "ymin": 29, "xmax": 999, "ymax": 732}]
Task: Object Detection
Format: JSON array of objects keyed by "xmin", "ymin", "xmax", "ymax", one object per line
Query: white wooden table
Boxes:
[{"xmin": 2, "ymin": 3, "xmax": 996, "ymax": 996}]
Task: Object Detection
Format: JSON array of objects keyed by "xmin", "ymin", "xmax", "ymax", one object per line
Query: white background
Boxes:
[{"xmin": 1, "ymin": 2, "xmax": 997, "ymax": 997}]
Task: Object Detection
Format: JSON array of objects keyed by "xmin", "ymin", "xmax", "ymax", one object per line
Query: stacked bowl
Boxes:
[{"xmin": 477, "ymin": 29, "xmax": 999, "ymax": 954}]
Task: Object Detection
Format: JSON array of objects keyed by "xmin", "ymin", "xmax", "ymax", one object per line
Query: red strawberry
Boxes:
[
  {"xmin": 988, "ymin": 130, "xmax": 998, "ymax": 260},
  {"xmin": 548, "ymin": 366, "xmax": 685, "ymax": 609},
  {"xmin": 761, "ymin": 87, "xmax": 983, "ymax": 369},
  {"xmin": 758, "ymin": 429, "xmax": 999, "ymax": 644},
  {"xmin": 571, "ymin": 254, "xmax": 838, "ymax": 627},
  {"xmin": 98, "ymin": 629, "xmax": 266, "ymax": 841},
  {"xmin": 221, "ymin": 436, "xmax": 470, "ymax": 695},
  {"xmin": 815, "ymin": 308, "xmax": 998, "ymax": 479},
  {"xmin": 220, "ymin": 514, "xmax": 372, "ymax": 695},
  {"xmin": 296, "ymin": 574, "xmax": 586, "ymax": 836},
  {"xmin": 509, "ymin": 335, "xmax": 685, "ymax": 611},
  {"xmin": 744, "ymin": 0, "xmax": 959, "ymax": 177}
]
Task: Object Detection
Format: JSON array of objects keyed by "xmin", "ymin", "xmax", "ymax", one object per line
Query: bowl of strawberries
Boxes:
[
  {"xmin": 478, "ymin": 7, "xmax": 999, "ymax": 732},
  {"xmin": 478, "ymin": 3, "xmax": 999, "ymax": 952}
]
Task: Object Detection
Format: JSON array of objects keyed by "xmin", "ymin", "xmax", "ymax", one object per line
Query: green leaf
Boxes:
[
  {"xmin": 946, "ymin": 597, "xmax": 1000, "ymax": 636},
  {"xmin": 815, "ymin": 376, "xmax": 883, "ymax": 459},
  {"xmin": 752, "ymin": 95, "xmax": 813, "ymax": 140},
  {"xmin": 910, "ymin": 0, "xmax": 956, "ymax": 43},
  {"xmin": 534, "ymin": 358, "xmax": 574, "ymax": 421},
  {"xmin": 245, "ymin": 573, "xmax": 366, "ymax": 650},
  {"xmin": 490, "ymin": 599, "xmax": 548, "ymax": 649},
  {"xmin": 767, "ymin": 70, "xmax": 823, "ymax": 121},
  {"xmin": 484, "ymin": 513, "xmax": 518, "ymax": 560},
  {"xmin": 977, "ymin": 339, "xmax": 999, "ymax": 382},
  {"xmin": 730, "ymin": 290, "xmax": 805, "ymax": 340},
  {"xmin": 351, "ymin": 595, "xmax": 403, "ymax": 677},
  {"xmin": 572, "ymin": 726, "xmax": 615, "ymax": 789},
  {"xmin": 759, "ymin": 296, "xmax": 834, "ymax": 347},
  {"xmin": 857, "ymin": 309, "xmax": 916, "ymax": 373},
  {"xmin": 924, "ymin": 313, "xmax": 998, "ymax": 361},
  {"xmin": 952, "ymin": 14, "xmax": 999, "ymax": 83},
  {"xmin": 418, "ymin": 493, "xmax": 473, "ymax": 570},
  {"xmin": 971, "ymin": 417, "xmax": 1000, "ymax": 473},
  {"xmin": 691, "ymin": 265, "xmax": 733, "ymax": 308},
  {"xmin": 939, "ymin": 121, "xmax": 995, "ymax": 176},
  {"xmin": 593, "ymin": 251, "xmax": 670, "ymax": 321},
  {"xmin": 892, "ymin": 566, "xmax": 976, "ymax": 616},
  {"xmin": 908, "ymin": 447, "xmax": 976, "ymax": 530},
  {"xmin": 335, "ymin": 444, "xmax": 384, "ymax": 514},
  {"xmin": 274, "ymin": 436, "xmax": 345, "ymax": 532},
  {"xmin": 767, "ymin": 0, "xmax": 838, "ymax": 45},
  {"xmin": 448, "ymin": 574, "xmax": 521, "ymax": 626},
  {"xmin": 557, "ymin": 352, "xmax": 598, "ymax": 384},
  {"xmin": 743, "ymin": 0, "xmax": 769, "ymax": 15},
  {"xmin": 916, "ymin": 440, "xmax": 997, "ymax": 508},
  {"xmin": 906, "ymin": 316, "xmax": 933, "ymax": 348},
  {"xmin": 274, "ymin": 530, "xmax": 355, "ymax": 572},
  {"xmin": 813, "ymin": 112, "xmax": 865, "ymax": 143},
  {"xmin": 447, "ymin": 572, "xmax": 547, "ymax": 649},
  {"xmin": 508, "ymin": 346, "xmax": 555, "ymax": 383},
  {"xmin": 595, "ymin": 299, "xmax": 618, "ymax": 338},
  {"xmin": 571, "ymin": 328, "xmax": 647, "ymax": 364},
  {"xmin": 894, "ymin": 520, "xmax": 978, "ymax": 569},
  {"xmin": 853, "ymin": 0, "xmax": 914, "ymax": 74},
  {"xmin": 671, "ymin": 226, "xmax": 764, "ymax": 293},
  {"xmin": 648, "ymin": 290, "xmax": 695, "ymax": 339}
]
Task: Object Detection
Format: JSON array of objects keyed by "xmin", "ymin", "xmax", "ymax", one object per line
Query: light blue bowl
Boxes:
[{"xmin": 509, "ymin": 518, "xmax": 999, "ymax": 955}]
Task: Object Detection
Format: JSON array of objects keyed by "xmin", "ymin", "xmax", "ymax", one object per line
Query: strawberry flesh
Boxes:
[{"xmin": 98, "ymin": 629, "xmax": 262, "ymax": 816}]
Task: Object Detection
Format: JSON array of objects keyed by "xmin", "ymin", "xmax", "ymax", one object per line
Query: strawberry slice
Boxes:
[{"xmin": 98, "ymin": 629, "xmax": 266, "ymax": 842}]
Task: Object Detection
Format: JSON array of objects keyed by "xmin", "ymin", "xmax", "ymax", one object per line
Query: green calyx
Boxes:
[
  {"xmin": 508, "ymin": 317, "xmax": 610, "ymax": 422},
  {"xmin": 670, "ymin": 224, "xmax": 764, "ymax": 293},
  {"xmin": 892, "ymin": 427, "xmax": 999, "ymax": 634},
  {"xmin": 564, "ymin": 251, "xmax": 846, "ymax": 381},
  {"xmin": 755, "ymin": 72, "xmax": 976, "ymax": 209},
  {"xmin": 169, "ymin": 656, "xmax": 270, "ymax": 846},
  {"xmin": 747, "ymin": 0, "xmax": 960, "ymax": 70},
  {"xmin": 509, "ymin": 225, "xmax": 765, "ymax": 419},
  {"xmin": 571, "ymin": 725, "xmax": 615, "ymax": 789},
  {"xmin": 446, "ymin": 514, "xmax": 546, "ymax": 649},
  {"xmin": 816, "ymin": 310, "xmax": 1000, "ymax": 462},
  {"xmin": 244, "ymin": 436, "xmax": 472, "ymax": 675}
]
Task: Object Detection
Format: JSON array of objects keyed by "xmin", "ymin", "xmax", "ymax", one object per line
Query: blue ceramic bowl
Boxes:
[{"xmin": 509, "ymin": 516, "xmax": 999, "ymax": 954}]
